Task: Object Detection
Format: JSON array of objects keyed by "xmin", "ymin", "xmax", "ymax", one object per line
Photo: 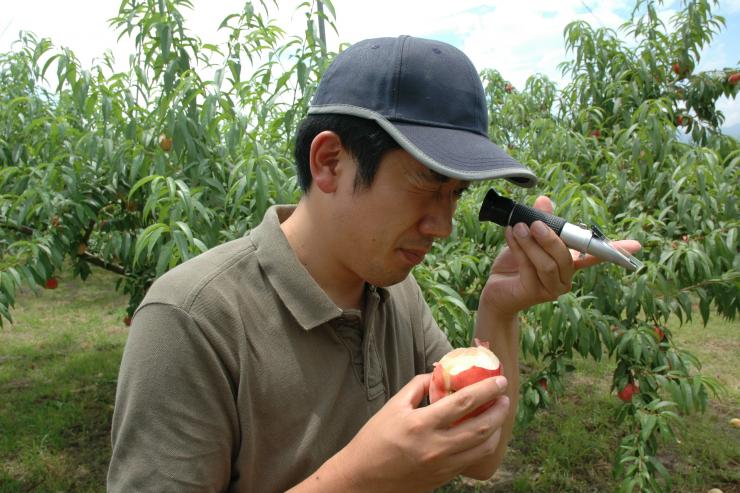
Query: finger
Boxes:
[
  {"xmin": 511, "ymin": 222, "xmax": 571, "ymax": 292},
  {"xmin": 530, "ymin": 196, "xmax": 573, "ymax": 284},
  {"xmin": 391, "ymin": 373, "xmax": 432, "ymax": 409},
  {"xmin": 573, "ymin": 239, "xmax": 642, "ymax": 270},
  {"xmin": 443, "ymin": 395, "xmax": 510, "ymax": 456},
  {"xmin": 426, "ymin": 375, "xmax": 508, "ymax": 429},
  {"xmin": 529, "ymin": 220, "xmax": 575, "ymax": 287},
  {"xmin": 533, "ymin": 195, "xmax": 554, "ymax": 214},
  {"xmin": 449, "ymin": 427, "xmax": 503, "ymax": 471},
  {"xmin": 504, "ymin": 225, "xmax": 541, "ymax": 289}
]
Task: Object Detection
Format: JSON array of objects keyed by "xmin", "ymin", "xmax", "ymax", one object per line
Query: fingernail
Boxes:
[
  {"xmin": 514, "ymin": 223, "xmax": 529, "ymax": 238},
  {"xmin": 495, "ymin": 376, "xmax": 508, "ymax": 391},
  {"xmin": 531, "ymin": 221, "xmax": 548, "ymax": 238}
]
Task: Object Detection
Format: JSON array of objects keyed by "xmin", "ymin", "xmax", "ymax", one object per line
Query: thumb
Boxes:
[{"xmin": 392, "ymin": 373, "xmax": 432, "ymax": 409}]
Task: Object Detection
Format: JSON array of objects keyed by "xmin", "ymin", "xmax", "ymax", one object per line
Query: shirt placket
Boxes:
[{"xmin": 363, "ymin": 287, "xmax": 387, "ymax": 402}]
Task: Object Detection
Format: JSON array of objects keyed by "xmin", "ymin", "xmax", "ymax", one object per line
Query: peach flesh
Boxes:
[{"xmin": 429, "ymin": 342, "xmax": 502, "ymax": 422}]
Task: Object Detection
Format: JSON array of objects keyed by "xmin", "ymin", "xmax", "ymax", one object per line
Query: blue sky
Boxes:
[{"xmin": 2, "ymin": 0, "xmax": 738, "ymax": 125}]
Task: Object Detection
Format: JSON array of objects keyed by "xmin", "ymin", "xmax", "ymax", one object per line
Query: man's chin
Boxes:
[{"xmin": 366, "ymin": 268, "xmax": 414, "ymax": 288}]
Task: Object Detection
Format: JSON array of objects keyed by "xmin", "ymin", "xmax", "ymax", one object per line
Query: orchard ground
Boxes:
[{"xmin": 0, "ymin": 266, "xmax": 738, "ymax": 492}]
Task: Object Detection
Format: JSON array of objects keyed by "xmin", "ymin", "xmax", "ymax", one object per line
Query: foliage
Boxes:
[
  {"xmin": 0, "ymin": 0, "xmax": 334, "ymax": 318},
  {"xmin": 420, "ymin": 1, "xmax": 739, "ymax": 491},
  {"xmin": 3, "ymin": 269, "xmax": 737, "ymax": 491},
  {"xmin": 0, "ymin": 0, "xmax": 738, "ymax": 491}
]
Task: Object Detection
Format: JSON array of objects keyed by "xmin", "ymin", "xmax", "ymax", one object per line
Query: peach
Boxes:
[
  {"xmin": 429, "ymin": 339, "xmax": 502, "ymax": 423},
  {"xmin": 618, "ymin": 381, "xmax": 638, "ymax": 402}
]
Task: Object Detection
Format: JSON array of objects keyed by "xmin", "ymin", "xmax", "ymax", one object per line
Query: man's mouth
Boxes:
[{"xmin": 399, "ymin": 248, "xmax": 428, "ymax": 266}]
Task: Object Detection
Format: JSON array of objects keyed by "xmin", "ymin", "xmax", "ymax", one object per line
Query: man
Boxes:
[{"xmin": 108, "ymin": 36, "xmax": 639, "ymax": 492}]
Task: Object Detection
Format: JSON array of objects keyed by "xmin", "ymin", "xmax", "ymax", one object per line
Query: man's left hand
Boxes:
[{"xmin": 480, "ymin": 195, "xmax": 642, "ymax": 318}]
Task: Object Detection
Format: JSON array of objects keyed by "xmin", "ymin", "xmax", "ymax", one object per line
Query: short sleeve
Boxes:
[{"xmin": 107, "ymin": 303, "xmax": 238, "ymax": 493}]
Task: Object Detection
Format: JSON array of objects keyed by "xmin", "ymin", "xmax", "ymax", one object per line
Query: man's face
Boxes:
[{"xmin": 329, "ymin": 148, "xmax": 469, "ymax": 287}]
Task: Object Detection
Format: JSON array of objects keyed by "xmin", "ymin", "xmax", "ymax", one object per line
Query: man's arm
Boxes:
[
  {"xmin": 288, "ymin": 198, "xmax": 576, "ymax": 490},
  {"xmin": 108, "ymin": 304, "xmax": 237, "ymax": 492},
  {"xmin": 287, "ymin": 373, "xmax": 510, "ymax": 493},
  {"xmin": 462, "ymin": 309, "xmax": 520, "ymax": 479},
  {"xmin": 462, "ymin": 196, "xmax": 642, "ymax": 479},
  {"xmin": 287, "ymin": 198, "xmax": 641, "ymax": 491}
]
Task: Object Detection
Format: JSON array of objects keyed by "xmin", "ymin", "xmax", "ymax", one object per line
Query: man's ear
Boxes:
[{"xmin": 309, "ymin": 131, "xmax": 344, "ymax": 194}]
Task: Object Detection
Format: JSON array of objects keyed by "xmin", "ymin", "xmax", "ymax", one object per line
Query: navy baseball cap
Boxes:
[{"xmin": 308, "ymin": 35, "xmax": 537, "ymax": 187}]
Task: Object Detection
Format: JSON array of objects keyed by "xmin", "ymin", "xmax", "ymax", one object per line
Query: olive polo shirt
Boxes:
[{"xmin": 108, "ymin": 205, "xmax": 453, "ymax": 493}]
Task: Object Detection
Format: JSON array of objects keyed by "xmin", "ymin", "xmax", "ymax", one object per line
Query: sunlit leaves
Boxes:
[
  {"xmin": 0, "ymin": 0, "xmax": 329, "ymax": 325},
  {"xmin": 420, "ymin": 2, "xmax": 739, "ymax": 490}
]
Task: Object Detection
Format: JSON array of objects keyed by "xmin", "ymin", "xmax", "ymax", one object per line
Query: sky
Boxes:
[{"xmin": 1, "ymin": 0, "xmax": 739, "ymax": 126}]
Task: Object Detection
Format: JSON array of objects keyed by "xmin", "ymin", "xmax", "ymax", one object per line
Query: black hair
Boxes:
[{"xmin": 293, "ymin": 113, "xmax": 401, "ymax": 192}]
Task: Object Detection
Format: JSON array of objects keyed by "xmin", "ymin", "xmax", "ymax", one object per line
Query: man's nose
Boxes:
[{"xmin": 419, "ymin": 198, "xmax": 454, "ymax": 239}]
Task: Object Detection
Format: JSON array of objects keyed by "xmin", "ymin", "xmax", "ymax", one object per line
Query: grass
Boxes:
[
  {"xmin": 445, "ymin": 312, "xmax": 740, "ymax": 493},
  {"xmin": 0, "ymin": 267, "xmax": 738, "ymax": 492},
  {"xmin": 0, "ymin": 267, "xmax": 129, "ymax": 492}
]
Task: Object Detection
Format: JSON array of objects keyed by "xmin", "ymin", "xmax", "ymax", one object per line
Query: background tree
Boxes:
[{"xmin": 0, "ymin": 0, "xmax": 737, "ymax": 491}]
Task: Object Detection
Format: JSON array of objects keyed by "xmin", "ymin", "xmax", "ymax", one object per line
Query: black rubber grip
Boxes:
[{"xmin": 479, "ymin": 189, "xmax": 566, "ymax": 235}]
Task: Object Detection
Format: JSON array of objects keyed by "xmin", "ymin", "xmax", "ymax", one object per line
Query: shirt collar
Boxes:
[{"xmin": 250, "ymin": 205, "xmax": 388, "ymax": 330}]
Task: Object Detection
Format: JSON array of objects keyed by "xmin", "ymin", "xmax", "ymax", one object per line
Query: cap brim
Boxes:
[
  {"xmin": 390, "ymin": 122, "xmax": 537, "ymax": 187},
  {"xmin": 308, "ymin": 104, "xmax": 537, "ymax": 187}
]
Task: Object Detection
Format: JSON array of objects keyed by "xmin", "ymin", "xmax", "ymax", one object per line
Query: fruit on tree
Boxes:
[
  {"xmin": 538, "ymin": 378, "xmax": 548, "ymax": 391},
  {"xmin": 728, "ymin": 73, "xmax": 740, "ymax": 86},
  {"xmin": 430, "ymin": 338, "xmax": 502, "ymax": 423},
  {"xmin": 654, "ymin": 325, "xmax": 665, "ymax": 341},
  {"xmin": 591, "ymin": 129, "xmax": 601, "ymax": 138},
  {"xmin": 44, "ymin": 278, "xmax": 58, "ymax": 289},
  {"xmin": 618, "ymin": 381, "xmax": 638, "ymax": 402},
  {"xmin": 672, "ymin": 62, "xmax": 692, "ymax": 79},
  {"xmin": 504, "ymin": 83, "xmax": 514, "ymax": 93},
  {"xmin": 51, "ymin": 215, "xmax": 60, "ymax": 228},
  {"xmin": 159, "ymin": 133, "xmax": 173, "ymax": 152}
]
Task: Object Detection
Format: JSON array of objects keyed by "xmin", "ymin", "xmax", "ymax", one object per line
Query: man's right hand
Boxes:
[{"xmin": 290, "ymin": 372, "xmax": 510, "ymax": 492}]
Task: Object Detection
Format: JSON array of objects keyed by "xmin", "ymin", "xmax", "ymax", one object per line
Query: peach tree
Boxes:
[
  {"xmin": 0, "ymin": 0, "xmax": 334, "ymax": 320},
  {"xmin": 0, "ymin": 0, "xmax": 737, "ymax": 491},
  {"xmin": 415, "ymin": 0, "xmax": 738, "ymax": 491}
]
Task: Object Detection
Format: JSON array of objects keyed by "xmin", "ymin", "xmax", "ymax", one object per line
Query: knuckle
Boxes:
[
  {"xmin": 482, "ymin": 436, "xmax": 499, "ymax": 456},
  {"xmin": 457, "ymin": 392, "xmax": 476, "ymax": 412},
  {"xmin": 475, "ymin": 421, "xmax": 493, "ymax": 438},
  {"xmin": 406, "ymin": 415, "xmax": 425, "ymax": 436},
  {"xmin": 419, "ymin": 447, "xmax": 442, "ymax": 465},
  {"xmin": 541, "ymin": 260, "xmax": 558, "ymax": 277}
]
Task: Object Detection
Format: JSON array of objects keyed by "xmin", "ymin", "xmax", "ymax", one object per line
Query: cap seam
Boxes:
[
  {"xmin": 392, "ymin": 36, "xmax": 409, "ymax": 120},
  {"xmin": 311, "ymin": 104, "xmax": 486, "ymax": 136}
]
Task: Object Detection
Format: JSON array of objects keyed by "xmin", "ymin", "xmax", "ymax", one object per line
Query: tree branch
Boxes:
[
  {"xmin": 1, "ymin": 221, "xmax": 34, "ymax": 236},
  {"xmin": 77, "ymin": 251, "xmax": 127, "ymax": 276}
]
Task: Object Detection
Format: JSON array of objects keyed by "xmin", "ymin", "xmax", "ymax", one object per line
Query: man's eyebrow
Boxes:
[
  {"xmin": 414, "ymin": 169, "xmax": 470, "ymax": 190},
  {"xmin": 418, "ymin": 169, "xmax": 453, "ymax": 183},
  {"xmin": 428, "ymin": 170, "xmax": 450, "ymax": 183}
]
